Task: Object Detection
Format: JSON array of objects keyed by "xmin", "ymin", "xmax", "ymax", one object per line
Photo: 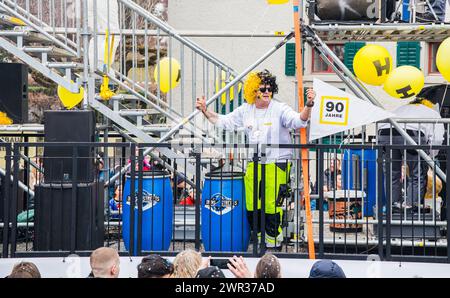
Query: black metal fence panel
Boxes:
[{"xmin": 0, "ymin": 142, "xmax": 448, "ymax": 263}]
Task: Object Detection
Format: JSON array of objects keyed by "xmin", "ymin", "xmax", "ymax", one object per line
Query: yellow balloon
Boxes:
[
  {"xmin": 154, "ymin": 57, "xmax": 181, "ymax": 93},
  {"xmin": 267, "ymin": 0, "xmax": 289, "ymax": 4},
  {"xmin": 383, "ymin": 66, "xmax": 425, "ymax": 99},
  {"xmin": 437, "ymin": 37, "xmax": 450, "ymax": 82},
  {"xmin": 57, "ymin": 80, "xmax": 84, "ymax": 109},
  {"xmin": 215, "ymin": 71, "xmax": 242, "ymax": 105},
  {"xmin": 353, "ymin": 44, "xmax": 393, "ymax": 86}
]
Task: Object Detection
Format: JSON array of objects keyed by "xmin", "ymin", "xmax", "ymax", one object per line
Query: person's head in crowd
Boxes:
[
  {"xmin": 255, "ymin": 253, "xmax": 282, "ymax": 278},
  {"xmin": 195, "ymin": 266, "xmax": 225, "ymax": 278},
  {"xmin": 309, "ymin": 260, "xmax": 346, "ymax": 278},
  {"xmin": 7, "ymin": 262, "xmax": 41, "ymax": 278},
  {"xmin": 96, "ymin": 152, "xmax": 105, "ymax": 171},
  {"xmin": 137, "ymin": 255, "xmax": 174, "ymax": 278},
  {"xmin": 175, "ymin": 173, "xmax": 187, "ymax": 187},
  {"xmin": 89, "ymin": 247, "xmax": 120, "ymax": 278},
  {"xmin": 329, "ymin": 158, "xmax": 341, "ymax": 173},
  {"xmin": 113, "ymin": 185, "xmax": 123, "ymax": 201},
  {"xmin": 172, "ymin": 249, "xmax": 202, "ymax": 278},
  {"xmin": 336, "ymin": 173, "xmax": 342, "ymax": 190}
]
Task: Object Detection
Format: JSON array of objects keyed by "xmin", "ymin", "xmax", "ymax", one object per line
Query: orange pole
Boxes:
[{"xmin": 293, "ymin": 0, "xmax": 315, "ymax": 259}]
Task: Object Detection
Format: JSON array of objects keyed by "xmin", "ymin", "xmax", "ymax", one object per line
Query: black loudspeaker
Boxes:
[
  {"xmin": 34, "ymin": 182, "xmax": 104, "ymax": 251},
  {"xmin": 43, "ymin": 110, "xmax": 96, "ymax": 183},
  {"xmin": 0, "ymin": 63, "xmax": 28, "ymax": 123}
]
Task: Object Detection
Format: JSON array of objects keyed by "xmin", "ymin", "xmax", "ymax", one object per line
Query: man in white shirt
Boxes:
[
  {"xmin": 196, "ymin": 69, "xmax": 315, "ymax": 249},
  {"xmin": 378, "ymin": 98, "xmax": 445, "ymax": 211}
]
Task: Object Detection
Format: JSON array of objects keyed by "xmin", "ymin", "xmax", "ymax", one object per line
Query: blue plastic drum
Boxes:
[
  {"xmin": 122, "ymin": 171, "xmax": 173, "ymax": 254},
  {"xmin": 342, "ymin": 149, "xmax": 378, "ymax": 217},
  {"xmin": 202, "ymin": 171, "xmax": 250, "ymax": 252}
]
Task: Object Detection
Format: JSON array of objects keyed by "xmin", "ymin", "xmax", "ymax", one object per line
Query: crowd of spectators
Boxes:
[{"xmin": 4, "ymin": 247, "xmax": 346, "ymax": 279}]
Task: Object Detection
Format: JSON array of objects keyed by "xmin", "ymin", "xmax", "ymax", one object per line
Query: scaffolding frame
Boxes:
[{"xmin": 302, "ymin": 24, "xmax": 447, "ymax": 182}]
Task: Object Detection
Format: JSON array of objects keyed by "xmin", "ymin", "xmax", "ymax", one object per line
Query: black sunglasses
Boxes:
[{"xmin": 259, "ymin": 86, "xmax": 272, "ymax": 93}]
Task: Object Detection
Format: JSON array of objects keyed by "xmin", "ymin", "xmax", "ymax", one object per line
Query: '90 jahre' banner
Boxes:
[{"xmin": 309, "ymin": 78, "xmax": 394, "ymax": 142}]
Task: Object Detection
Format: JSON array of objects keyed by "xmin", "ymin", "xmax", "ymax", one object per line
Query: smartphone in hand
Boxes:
[{"xmin": 209, "ymin": 258, "xmax": 232, "ymax": 270}]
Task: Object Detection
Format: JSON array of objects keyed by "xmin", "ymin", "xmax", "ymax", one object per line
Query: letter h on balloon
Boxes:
[{"xmin": 373, "ymin": 58, "xmax": 391, "ymax": 77}]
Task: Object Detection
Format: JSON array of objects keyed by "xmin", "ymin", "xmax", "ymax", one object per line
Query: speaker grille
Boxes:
[
  {"xmin": 34, "ymin": 182, "xmax": 104, "ymax": 251},
  {"xmin": 43, "ymin": 110, "xmax": 96, "ymax": 183}
]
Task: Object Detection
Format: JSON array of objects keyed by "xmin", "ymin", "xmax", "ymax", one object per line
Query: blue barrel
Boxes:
[
  {"xmin": 342, "ymin": 149, "xmax": 377, "ymax": 217},
  {"xmin": 402, "ymin": 0, "xmax": 410, "ymax": 22},
  {"xmin": 122, "ymin": 171, "xmax": 173, "ymax": 254},
  {"xmin": 202, "ymin": 171, "xmax": 250, "ymax": 252}
]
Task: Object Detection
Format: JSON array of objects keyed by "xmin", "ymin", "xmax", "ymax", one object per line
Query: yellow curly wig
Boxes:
[{"xmin": 243, "ymin": 72, "xmax": 261, "ymax": 105}]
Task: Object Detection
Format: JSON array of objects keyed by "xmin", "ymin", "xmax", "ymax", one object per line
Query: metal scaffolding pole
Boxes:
[
  {"xmin": 82, "ymin": 0, "xmax": 90, "ymax": 109},
  {"xmin": 26, "ymin": 28, "xmax": 290, "ymax": 38}
]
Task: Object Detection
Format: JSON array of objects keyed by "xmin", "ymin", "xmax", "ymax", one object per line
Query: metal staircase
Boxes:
[
  {"xmin": 0, "ymin": 0, "xmax": 250, "ymax": 184},
  {"xmin": 0, "ymin": 2, "xmax": 79, "ymax": 92}
]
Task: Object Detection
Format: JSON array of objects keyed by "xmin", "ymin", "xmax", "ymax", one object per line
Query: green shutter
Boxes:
[
  {"xmin": 397, "ymin": 41, "xmax": 421, "ymax": 69},
  {"xmin": 221, "ymin": 100, "xmax": 234, "ymax": 115},
  {"xmin": 220, "ymin": 88, "xmax": 243, "ymax": 114},
  {"xmin": 285, "ymin": 43, "xmax": 296, "ymax": 76},
  {"xmin": 344, "ymin": 42, "xmax": 366, "ymax": 74}
]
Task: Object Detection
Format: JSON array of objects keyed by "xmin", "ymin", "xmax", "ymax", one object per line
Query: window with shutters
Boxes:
[
  {"xmin": 397, "ymin": 41, "xmax": 421, "ymax": 69},
  {"xmin": 428, "ymin": 42, "xmax": 441, "ymax": 74},
  {"xmin": 344, "ymin": 42, "xmax": 366, "ymax": 74},
  {"xmin": 285, "ymin": 43, "xmax": 296, "ymax": 76},
  {"xmin": 312, "ymin": 44, "xmax": 345, "ymax": 73}
]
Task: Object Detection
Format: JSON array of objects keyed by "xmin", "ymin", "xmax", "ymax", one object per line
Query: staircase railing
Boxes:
[
  {"xmin": 93, "ymin": 0, "xmax": 244, "ymax": 144},
  {"xmin": 0, "ymin": 0, "xmax": 253, "ymax": 184},
  {"xmin": 0, "ymin": 0, "xmax": 245, "ymax": 144},
  {"xmin": 0, "ymin": 0, "xmax": 81, "ymax": 56}
]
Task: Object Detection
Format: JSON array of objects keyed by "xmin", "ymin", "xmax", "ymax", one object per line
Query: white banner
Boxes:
[{"xmin": 309, "ymin": 79, "xmax": 394, "ymax": 142}]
